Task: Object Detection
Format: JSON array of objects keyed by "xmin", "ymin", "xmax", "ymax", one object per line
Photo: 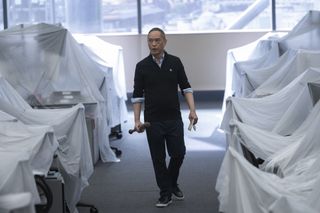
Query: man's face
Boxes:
[{"xmin": 148, "ymin": 30, "xmax": 166, "ymax": 58}]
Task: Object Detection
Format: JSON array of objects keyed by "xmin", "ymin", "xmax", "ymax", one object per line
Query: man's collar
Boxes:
[{"xmin": 151, "ymin": 51, "xmax": 165, "ymax": 61}]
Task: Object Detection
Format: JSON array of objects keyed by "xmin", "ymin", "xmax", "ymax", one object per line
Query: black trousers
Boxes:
[{"xmin": 146, "ymin": 119, "xmax": 186, "ymax": 197}]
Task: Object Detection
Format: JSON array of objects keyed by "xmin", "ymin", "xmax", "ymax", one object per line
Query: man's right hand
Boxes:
[
  {"xmin": 129, "ymin": 121, "xmax": 151, "ymax": 134},
  {"xmin": 134, "ymin": 121, "xmax": 144, "ymax": 133}
]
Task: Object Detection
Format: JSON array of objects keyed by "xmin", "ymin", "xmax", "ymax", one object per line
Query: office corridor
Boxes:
[{"xmin": 79, "ymin": 101, "xmax": 226, "ymax": 213}]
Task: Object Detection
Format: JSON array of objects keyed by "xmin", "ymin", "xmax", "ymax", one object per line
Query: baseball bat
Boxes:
[{"xmin": 129, "ymin": 122, "xmax": 151, "ymax": 134}]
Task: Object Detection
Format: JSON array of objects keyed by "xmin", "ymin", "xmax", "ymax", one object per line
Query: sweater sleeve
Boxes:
[
  {"xmin": 176, "ymin": 57, "xmax": 191, "ymax": 94},
  {"xmin": 132, "ymin": 63, "xmax": 144, "ymax": 100}
]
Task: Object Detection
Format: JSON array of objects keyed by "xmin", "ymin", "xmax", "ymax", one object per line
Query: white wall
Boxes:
[{"xmin": 98, "ymin": 31, "xmax": 266, "ymax": 93}]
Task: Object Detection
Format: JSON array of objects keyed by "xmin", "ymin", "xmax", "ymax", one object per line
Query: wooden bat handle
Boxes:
[
  {"xmin": 128, "ymin": 122, "xmax": 151, "ymax": 134},
  {"xmin": 128, "ymin": 129, "xmax": 136, "ymax": 134}
]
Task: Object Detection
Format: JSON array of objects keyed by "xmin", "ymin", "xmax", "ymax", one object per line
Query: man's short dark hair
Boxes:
[{"xmin": 148, "ymin": 27, "xmax": 166, "ymax": 40}]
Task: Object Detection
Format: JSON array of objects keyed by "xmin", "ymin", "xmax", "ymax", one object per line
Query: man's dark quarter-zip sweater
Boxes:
[{"xmin": 133, "ymin": 52, "xmax": 191, "ymax": 122}]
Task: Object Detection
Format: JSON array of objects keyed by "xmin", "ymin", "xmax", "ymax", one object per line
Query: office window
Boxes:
[
  {"xmin": 65, "ymin": 0, "xmax": 101, "ymax": 33},
  {"xmin": 276, "ymin": 0, "xmax": 320, "ymax": 30},
  {"xmin": 0, "ymin": 0, "xmax": 3, "ymax": 29},
  {"xmin": 141, "ymin": 0, "xmax": 272, "ymax": 33},
  {"xmin": 2, "ymin": 0, "xmax": 320, "ymax": 33},
  {"xmin": 6, "ymin": 0, "xmax": 66, "ymax": 28},
  {"xmin": 7, "ymin": 0, "xmax": 55, "ymax": 27},
  {"xmin": 101, "ymin": 0, "xmax": 138, "ymax": 33}
]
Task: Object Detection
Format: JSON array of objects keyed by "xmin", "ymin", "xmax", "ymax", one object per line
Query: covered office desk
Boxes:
[
  {"xmin": 217, "ymin": 69, "xmax": 320, "ymax": 212},
  {"xmin": 221, "ymin": 68, "xmax": 320, "ymax": 141},
  {"xmin": 223, "ymin": 10, "xmax": 320, "ymax": 112},
  {"xmin": 222, "ymin": 32, "xmax": 284, "ymax": 112},
  {"xmin": 0, "ymin": 120, "xmax": 57, "ymax": 175},
  {"xmin": 0, "ymin": 76, "xmax": 94, "ymax": 213},
  {"xmin": 74, "ymin": 34, "xmax": 128, "ymax": 137},
  {"xmin": 248, "ymin": 49, "xmax": 320, "ymax": 98},
  {"xmin": 219, "ymin": 68, "xmax": 320, "ymax": 167},
  {"xmin": 0, "ymin": 133, "xmax": 55, "ymax": 199},
  {"xmin": 32, "ymin": 90, "xmax": 100, "ymax": 164},
  {"xmin": 0, "ymin": 192, "xmax": 35, "ymax": 213},
  {"xmin": 217, "ymin": 11, "xmax": 320, "ymax": 213},
  {"xmin": 0, "ymin": 104, "xmax": 93, "ymax": 213},
  {"xmin": 0, "ymin": 23, "xmax": 118, "ymax": 164},
  {"xmin": 217, "ymin": 89, "xmax": 320, "ymax": 213},
  {"xmin": 0, "ymin": 116, "xmax": 58, "ymax": 213}
]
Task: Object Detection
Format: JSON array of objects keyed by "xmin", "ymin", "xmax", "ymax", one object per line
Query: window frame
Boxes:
[{"xmin": 0, "ymin": 0, "xmax": 307, "ymax": 34}]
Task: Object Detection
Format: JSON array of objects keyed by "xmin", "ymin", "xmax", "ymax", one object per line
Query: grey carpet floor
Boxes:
[{"xmin": 78, "ymin": 101, "xmax": 226, "ymax": 213}]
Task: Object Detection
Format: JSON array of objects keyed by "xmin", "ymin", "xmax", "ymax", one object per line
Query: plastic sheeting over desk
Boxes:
[
  {"xmin": 278, "ymin": 10, "xmax": 320, "ymax": 53},
  {"xmin": 222, "ymin": 33, "xmax": 284, "ymax": 112},
  {"xmin": 74, "ymin": 34, "xmax": 128, "ymax": 128},
  {"xmin": 216, "ymin": 147, "xmax": 320, "ymax": 213},
  {"xmin": 223, "ymin": 10, "xmax": 320, "ymax": 112},
  {"xmin": 217, "ymin": 98, "xmax": 320, "ymax": 213},
  {"xmin": 0, "ymin": 23, "xmax": 118, "ymax": 163},
  {"xmin": 248, "ymin": 49, "xmax": 320, "ymax": 98},
  {"xmin": 217, "ymin": 10, "xmax": 320, "ymax": 213},
  {"xmin": 0, "ymin": 118, "xmax": 57, "ymax": 213},
  {"xmin": 0, "ymin": 76, "xmax": 93, "ymax": 213},
  {"xmin": 221, "ymin": 68, "xmax": 320, "ymax": 136},
  {"xmin": 0, "ymin": 120, "xmax": 57, "ymax": 175},
  {"xmin": 0, "ymin": 153, "xmax": 37, "ymax": 213},
  {"xmin": 0, "ymin": 192, "xmax": 35, "ymax": 213}
]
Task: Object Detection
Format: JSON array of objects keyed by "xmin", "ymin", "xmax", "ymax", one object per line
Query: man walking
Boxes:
[{"xmin": 131, "ymin": 27, "xmax": 198, "ymax": 207}]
